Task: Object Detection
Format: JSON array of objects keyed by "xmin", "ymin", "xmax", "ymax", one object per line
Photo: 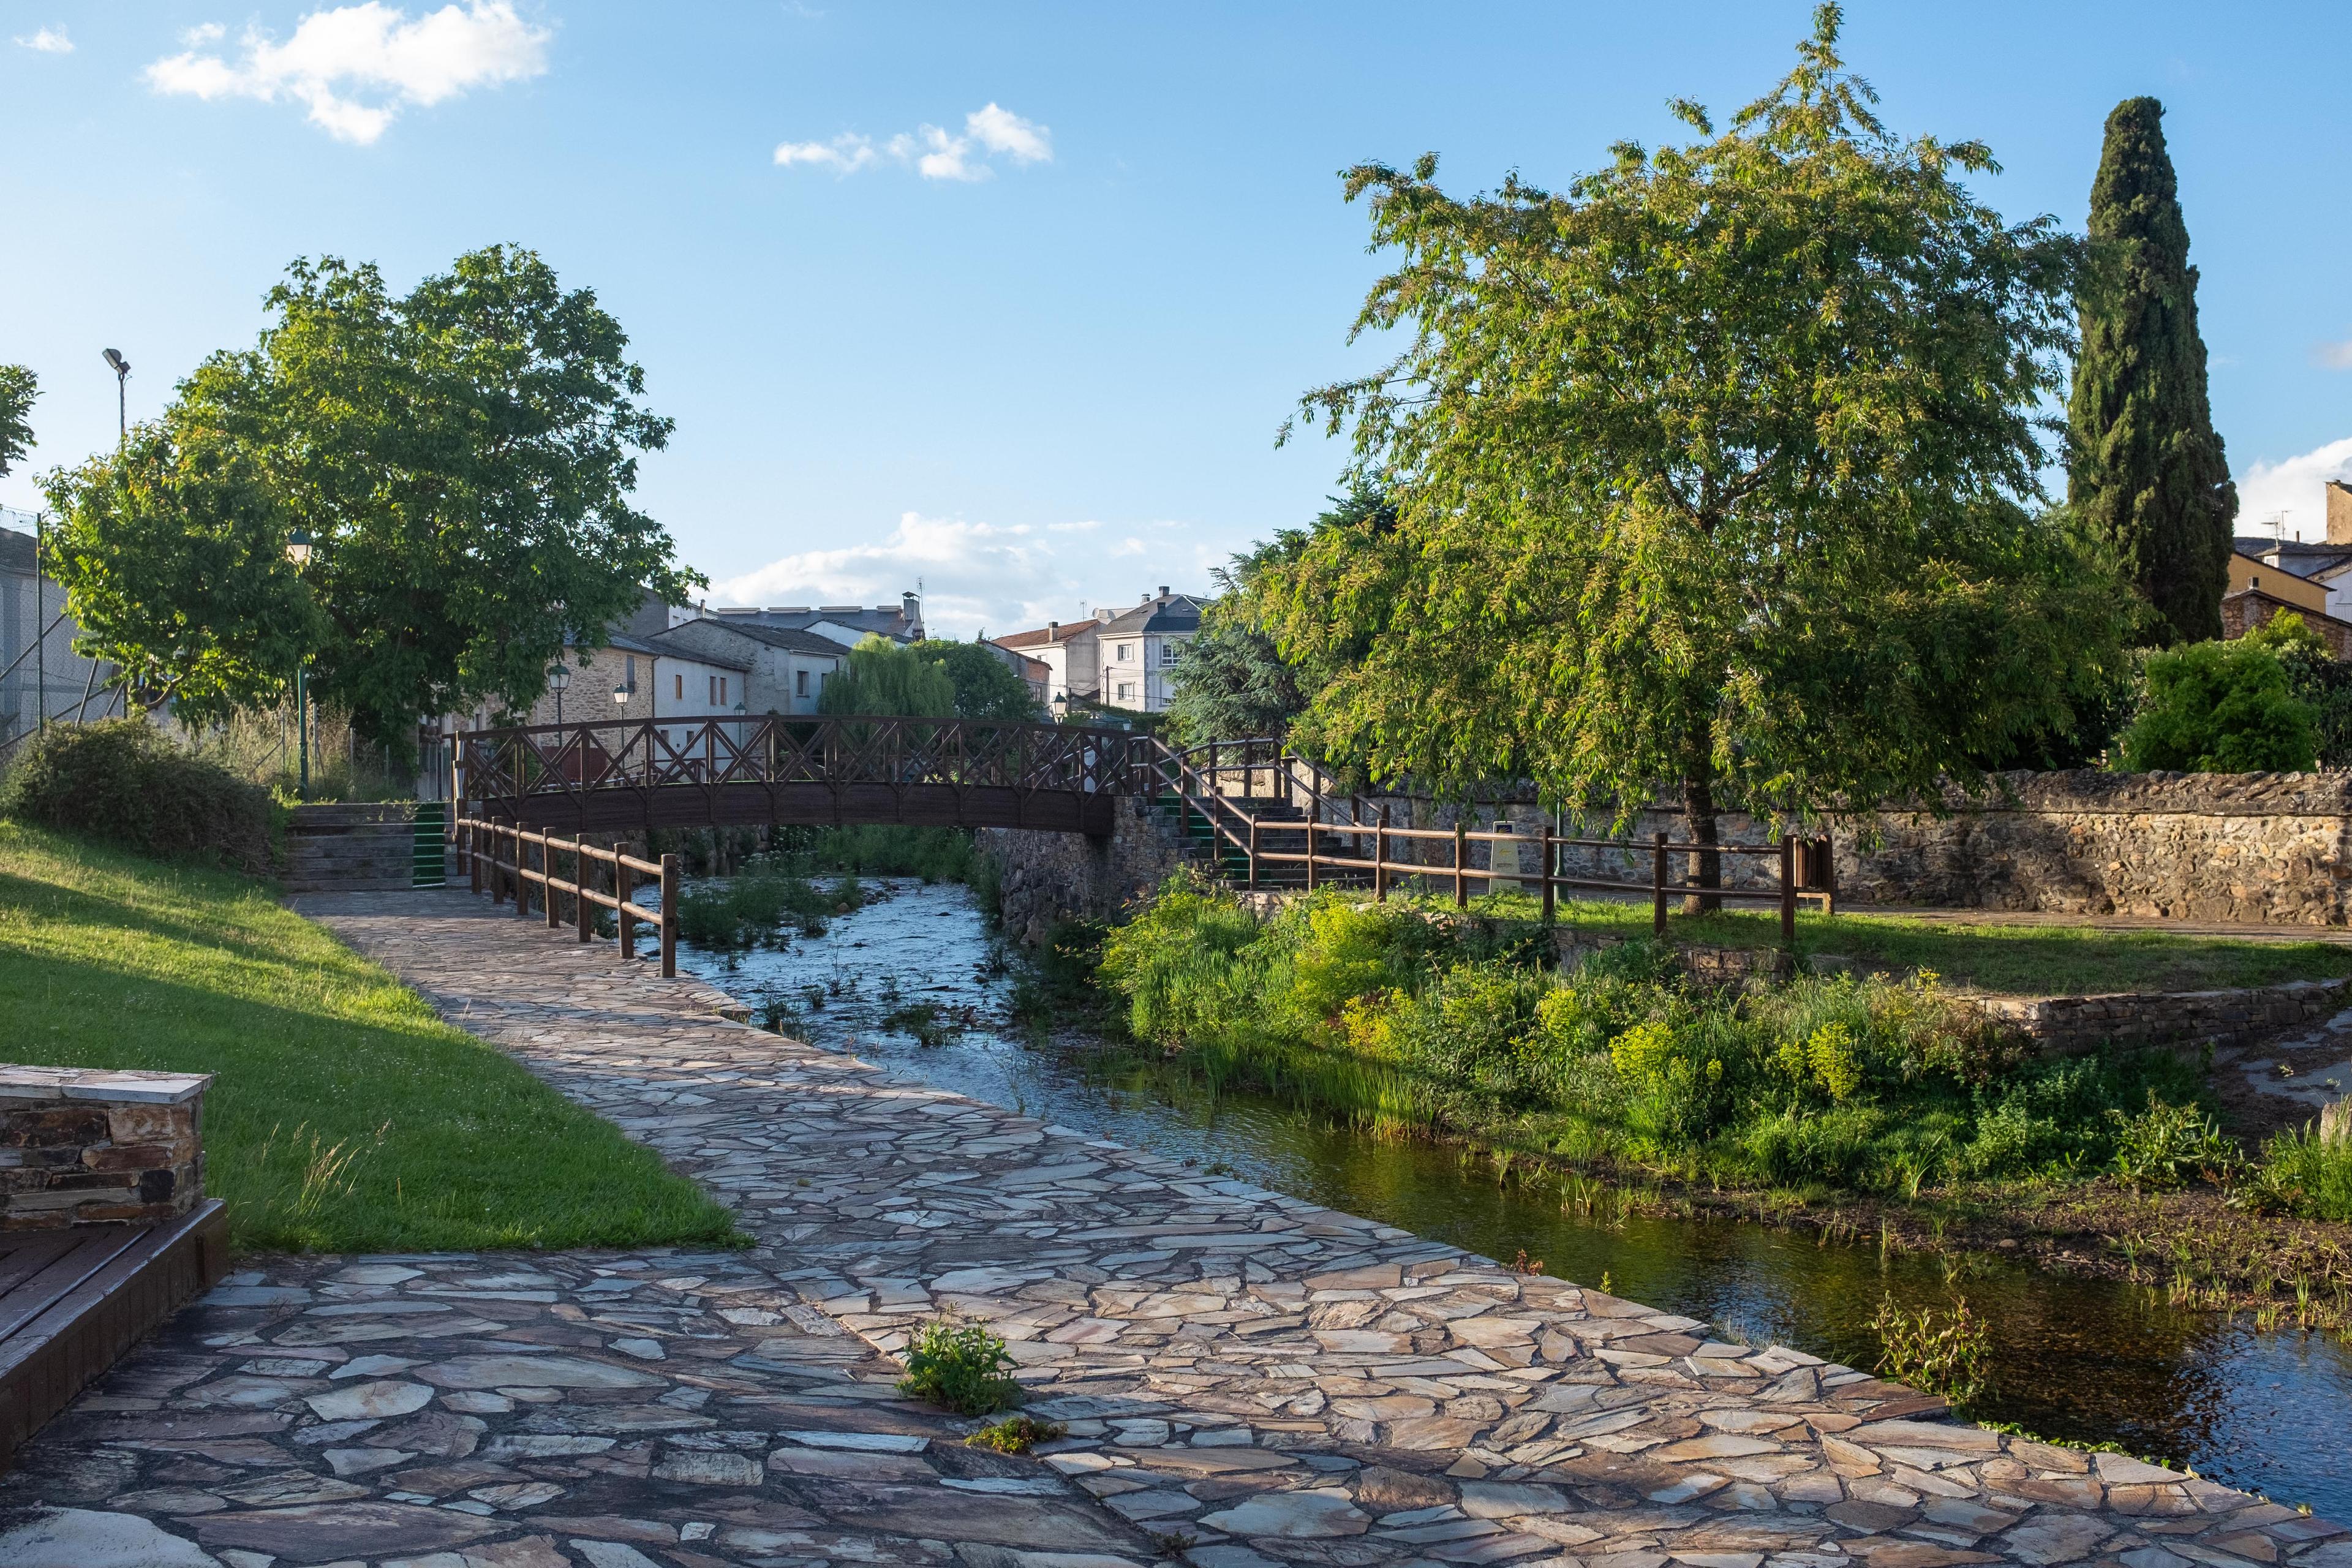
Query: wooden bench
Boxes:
[{"xmin": 0, "ymin": 1200, "xmax": 227, "ymax": 1470}]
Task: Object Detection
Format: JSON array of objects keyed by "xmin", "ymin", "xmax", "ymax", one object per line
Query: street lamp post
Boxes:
[
  {"xmin": 286, "ymin": 529, "xmax": 314, "ymax": 797},
  {"xmin": 101, "ymin": 350, "xmax": 130, "ymax": 441},
  {"xmin": 548, "ymin": 662, "xmax": 571, "ymax": 726}
]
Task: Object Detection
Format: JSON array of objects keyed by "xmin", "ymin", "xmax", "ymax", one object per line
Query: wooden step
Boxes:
[{"xmin": 0, "ymin": 1199, "xmax": 228, "ymax": 1470}]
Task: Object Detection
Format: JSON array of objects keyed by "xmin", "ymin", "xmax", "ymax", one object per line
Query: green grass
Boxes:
[
  {"xmin": 0, "ymin": 821, "xmax": 743, "ymax": 1254},
  {"xmin": 1394, "ymin": 890, "xmax": 2352, "ymax": 997}
]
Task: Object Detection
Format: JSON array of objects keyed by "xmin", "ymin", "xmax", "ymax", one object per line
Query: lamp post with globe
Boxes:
[{"xmin": 285, "ymin": 529, "xmax": 314, "ymax": 797}]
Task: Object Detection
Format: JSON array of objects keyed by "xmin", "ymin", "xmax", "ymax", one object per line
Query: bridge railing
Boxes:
[{"xmin": 456, "ymin": 715, "xmax": 1145, "ymax": 831}]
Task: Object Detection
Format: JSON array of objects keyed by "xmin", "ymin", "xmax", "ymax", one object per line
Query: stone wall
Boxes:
[
  {"xmin": 0, "ymin": 1067, "xmax": 211, "ymax": 1229},
  {"xmin": 1977, "ymin": 976, "xmax": 2352, "ymax": 1056},
  {"xmin": 1544, "ymin": 772, "xmax": 2352, "ymax": 927},
  {"xmin": 979, "ymin": 798, "xmax": 1191, "ymax": 946},
  {"xmin": 285, "ymin": 802, "xmax": 421, "ymax": 894}
]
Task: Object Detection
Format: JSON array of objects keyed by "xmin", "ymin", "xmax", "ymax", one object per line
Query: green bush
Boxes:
[
  {"xmin": 897, "ymin": 1317, "xmax": 1022, "ymax": 1414},
  {"xmin": 2119, "ymin": 639, "xmax": 2317, "ymax": 773},
  {"xmin": 0, "ymin": 718, "xmax": 276, "ymax": 874}
]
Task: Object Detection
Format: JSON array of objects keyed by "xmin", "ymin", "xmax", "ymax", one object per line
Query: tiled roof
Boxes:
[
  {"xmin": 664, "ymin": 620, "xmax": 849, "ymax": 657},
  {"xmin": 0, "ymin": 527, "xmax": 34, "ymax": 576}
]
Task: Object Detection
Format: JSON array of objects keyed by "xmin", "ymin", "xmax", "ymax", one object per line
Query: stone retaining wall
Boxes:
[
  {"xmin": 1540, "ymin": 771, "xmax": 2352, "ymax": 926},
  {"xmin": 978, "ymin": 797, "xmax": 1192, "ymax": 946},
  {"xmin": 285, "ymin": 802, "xmax": 420, "ymax": 893},
  {"xmin": 1977, "ymin": 976, "xmax": 2352, "ymax": 1056},
  {"xmin": 0, "ymin": 1067, "xmax": 211, "ymax": 1229}
]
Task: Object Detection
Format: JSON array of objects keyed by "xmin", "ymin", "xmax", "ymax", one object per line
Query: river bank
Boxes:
[{"xmin": 666, "ymin": 874, "xmax": 2352, "ymax": 1520}]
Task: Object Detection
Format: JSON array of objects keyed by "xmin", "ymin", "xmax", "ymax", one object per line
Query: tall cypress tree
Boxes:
[{"xmin": 2068, "ymin": 97, "xmax": 2236, "ymax": 645}]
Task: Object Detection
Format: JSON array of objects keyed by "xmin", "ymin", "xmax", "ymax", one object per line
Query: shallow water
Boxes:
[{"xmin": 671, "ymin": 877, "xmax": 2352, "ymax": 1519}]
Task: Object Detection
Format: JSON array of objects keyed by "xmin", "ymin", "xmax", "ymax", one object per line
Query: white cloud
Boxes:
[
  {"xmin": 966, "ymin": 102, "xmax": 1049, "ymax": 163},
  {"xmin": 183, "ymin": 22, "xmax": 227, "ymax": 44},
  {"xmin": 708, "ymin": 511, "xmax": 1197, "ymax": 640},
  {"xmin": 145, "ymin": 1, "xmax": 550, "ymax": 145},
  {"xmin": 2315, "ymin": 337, "xmax": 2352, "ymax": 371},
  {"xmin": 14, "ymin": 26, "xmax": 73, "ymax": 53},
  {"xmin": 2237, "ymin": 436, "xmax": 2352, "ymax": 541},
  {"xmin": 774, "ymin": 133, "xmax": 876, "ymax": 173},
  {"xmin": 774, "ymin": 102, "xmax": 1051, "ymax": 183}
]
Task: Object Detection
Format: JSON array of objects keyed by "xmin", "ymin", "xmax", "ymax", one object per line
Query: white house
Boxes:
[{"xmin": 651, "ymin": 619, "xmax": 849, "ymax": 716}]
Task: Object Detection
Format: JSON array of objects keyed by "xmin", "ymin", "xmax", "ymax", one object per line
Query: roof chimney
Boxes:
[
  {"xmin": 1048, "ymin": 620, "xmax": 1060, "ymax": 638},
  {"xmin": 2329, "ymin": 480, "xmax": 2352, "ymax": 546},
  {"xmin": 1157, "ymin": 585, "xmax": 1169, "ymax": 600}
]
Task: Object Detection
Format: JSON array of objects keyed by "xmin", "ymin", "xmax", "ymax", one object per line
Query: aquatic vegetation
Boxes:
[{"xmin": 1872, "ymin": 1292, "xmax": 1991, "ymax": 1408}]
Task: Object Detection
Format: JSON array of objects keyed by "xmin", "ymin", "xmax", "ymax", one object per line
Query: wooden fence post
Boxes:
[
  {"xmin": 615, "ymin": 842, "xmax": 635, "ymax": 960},
  {"xmin": 543, "ymin": 835, "xmax": 560, "ymax": 929},
  {"xmin": 1779, "ymin": 833, "xmax": 1797, "ymax": 946},
  {"xmin": 1247, "ymin": 819, "xmax": 1259, "ymax": 891},
  {"xmin": 469, "ymin": 823, "xmax": 483, "ymax": 897},
  {"xmin": 1374, "ymin": 805, "xmax": 1389, "ymax": 903},
  {"xmin": 1651, "ymin": 831, "xmax": 1668, "ymax": 938},
  {"xmin": 1541, "ymin": 820, "xmax": 1556, "ymax": 924},
  {"xmin": 1453, "ymin": 820, "xmax": 1468, "ymax": 908},
  {"xmin": 660, "ymin": 853, "xmax": 679, "ymax": 979},
  {"xmin": 1305, "ymin": 798, "xmax": 1319, "ymax": 894},
  {"xmin": 515, "ymin": 828, "xmax": 530, "ymax": 920},
  {"xmin": 576, "ymin": 837, "xmax": 593, "ymax": 943}
]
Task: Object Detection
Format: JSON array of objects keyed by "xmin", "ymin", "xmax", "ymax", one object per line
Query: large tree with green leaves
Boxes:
[
  {"xmin": 43, "ymin": 246, "xmax": 701, "ymax": 744},
  {"xmin": 1268, "ymin": 6, "xmax": 2138, "ymax": 899},
  {"xmin": 0, "ymin": 364, "xmax": 34, "ymax": 479},
  {"xmin": 2067, "ymin": 97, "xmax": 2235, "ymax": 646},
  {"xmin": 916, "ymin": 639, "xmax": 1041, "ymax": 720}
]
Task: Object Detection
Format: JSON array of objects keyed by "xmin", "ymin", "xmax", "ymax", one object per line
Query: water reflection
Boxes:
[{"xmin": 673, "ymin": 878, "xmax": 2352, "ymax": 1519}]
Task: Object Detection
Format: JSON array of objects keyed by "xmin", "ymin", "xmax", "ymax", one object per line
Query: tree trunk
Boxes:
[{"xmin": 1681, "ymin": 769, "xmax": 1722, "ymax": 916}]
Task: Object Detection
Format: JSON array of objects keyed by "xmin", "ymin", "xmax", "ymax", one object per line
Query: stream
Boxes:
[{"xmin": 666, "ymin": 876, "xmax": 2352, "ymax": 1520}]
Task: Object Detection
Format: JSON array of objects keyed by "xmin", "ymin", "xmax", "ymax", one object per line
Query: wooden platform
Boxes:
[{"xmin": 0, "ymin": 1200, "xmax": 228, "ymax": 1471}]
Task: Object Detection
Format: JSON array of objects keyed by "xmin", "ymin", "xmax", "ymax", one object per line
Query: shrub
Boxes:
[
  {"xmin": 2119, "ymin": 639, "xmax": 2317, "ymax": 773},
  {"xmin": 0, "ymin": 718, "xmax": 274, "ymax": 874},
  {"xmin": 1378, "ymin": 960, "xmax": 1553, "ymax": 1106},
  {"xmin": 897, "ymin": 1317, "xmax": 1022, "ymax": 1414},
  {"xmin": 1099, "ymin": 880, "xmax": 1266, "ymax": 1047}
]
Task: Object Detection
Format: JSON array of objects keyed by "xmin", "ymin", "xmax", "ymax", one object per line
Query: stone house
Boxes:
[{"xmin": 650, "ymin": 618, "xmax": 848, "ymax": 716}]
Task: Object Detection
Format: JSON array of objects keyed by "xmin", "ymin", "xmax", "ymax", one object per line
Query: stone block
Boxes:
[{"xmin": 0, "ymin": 1066, "xmax": 214, "ymax": 1228}]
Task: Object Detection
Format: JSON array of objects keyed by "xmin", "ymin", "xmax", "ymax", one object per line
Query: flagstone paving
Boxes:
[{"xmin": 9, "ymin": 887, "xmax": 2350, "ymax": 1568}]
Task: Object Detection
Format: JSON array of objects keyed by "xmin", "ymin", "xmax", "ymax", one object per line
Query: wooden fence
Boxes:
[
  {"xmin": 1150, "ymin": 739, "xmax": 1835, "ymax": 943},
  {"xmin": 453, "ymin": 817, "xmax": 679, "ymax": 978}
]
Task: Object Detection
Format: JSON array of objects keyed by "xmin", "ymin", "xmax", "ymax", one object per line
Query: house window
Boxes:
[
  {"xmin": 796, "ymin": 669, "xmax": 809, "ymax": 698},
  {"xmin": 1117, "ymin": 682, "xmax": 1134, "ymax": 702},
  {"xmin": 1160, "ymin": 639, "xmax": 1182, "ymax": 665},
  {"xmin": 625, "ymin": 654, "xmax": 636, "ymax": 690},
  {"xmin": 674, "ymin": 673, "xmax": 684, "ymax": 700},
  {"xmin": 1118, "ymin": 643, "xmax": 1133, "ymax": 660}
]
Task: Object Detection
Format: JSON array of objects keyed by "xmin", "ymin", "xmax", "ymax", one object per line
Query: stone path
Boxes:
[{"xmin": 9, "ymin": 888, "xmax": 2350, "ymax": 1568}]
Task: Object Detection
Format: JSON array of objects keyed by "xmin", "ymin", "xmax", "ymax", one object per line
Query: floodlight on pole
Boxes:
[{"xmin": 100, "ymin": 349, "xmax": 130, "ymax": 440}]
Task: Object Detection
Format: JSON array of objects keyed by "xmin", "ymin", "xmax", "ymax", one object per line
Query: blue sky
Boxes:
[{"xmin": 4, "ymin": 1, "xmax": 2349, "ymax": 637}]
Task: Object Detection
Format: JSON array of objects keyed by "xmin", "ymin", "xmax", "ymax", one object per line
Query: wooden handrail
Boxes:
[{"xmin": 454, "ymin": 816, "xmax": 679, "ymax": 977}]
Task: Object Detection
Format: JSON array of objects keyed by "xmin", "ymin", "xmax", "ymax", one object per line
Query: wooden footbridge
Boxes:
[{"xmin": 448, "ymin": 719, "xmax": 1834, "ymax": 974}]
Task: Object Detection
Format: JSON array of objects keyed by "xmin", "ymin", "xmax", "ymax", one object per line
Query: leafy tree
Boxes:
[
  {"xmin": 0, "ymin": 364, "xmax": 34, "ymax": 478},
  {"xmin": 1270, "ymin": 6, "xmax": 2134, "ymax": 903},
  {"xmin": 2244, "ymin": 613, "xmax": 2352, "ymax": 766},
  {"xmin": 2119, "ymin": 639, "xmax": 2315, "ymax": 773},
  {"xmin": 43, "ymin": 246, "xmax": 700, "ymax": 748},
  {"xmin": 916, "ymin": 639, "xmax": 1040, "ymax": 720},
  {"xmin": 1166, "ymin": 488, "xmax": 1393, "ymax": 751},
  {"xmin": 40, "ymin": 424, "xmax": 323, "ymax": 719},
  {"xmin": 2068, "ymin": 97, "xmax": 2235, "ymax": 646},
  {"xmin": 818, "ymin": 635, "xmax": 958, "ymax": 717}
]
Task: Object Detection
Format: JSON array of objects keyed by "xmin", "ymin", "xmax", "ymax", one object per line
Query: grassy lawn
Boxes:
[
  {"xmin": 1408, "ymin": 891, "xmax": 2352, "ymax": 996},
  {"xmin": 0, "ymin": 821, "xmax": 742, "ymax": 1254}
]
